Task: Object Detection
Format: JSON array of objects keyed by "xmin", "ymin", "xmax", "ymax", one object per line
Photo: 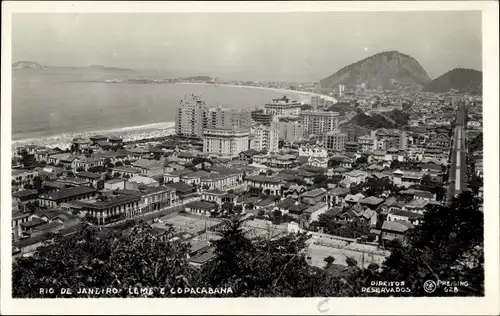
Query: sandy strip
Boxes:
[{"xmin": 175, "ymin": 82, "xmax": 338, "ymax": 103}]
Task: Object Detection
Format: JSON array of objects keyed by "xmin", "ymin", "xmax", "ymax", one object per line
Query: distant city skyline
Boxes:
[{"xmin": 12, "ymin": 11, "xmax": 482, "ymax": 82}]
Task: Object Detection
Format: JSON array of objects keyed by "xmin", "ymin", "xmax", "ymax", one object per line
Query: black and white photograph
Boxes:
[{"xmin": 1, "ymin": 1, "xmax": 499, "ymax": 315}]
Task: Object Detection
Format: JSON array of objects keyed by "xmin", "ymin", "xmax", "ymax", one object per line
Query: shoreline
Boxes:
[
  {"xmin": 12, "ymin": 122, "xmax": 176, "ymax": 150},
  {"xmin": 174, "ymin": 82, "xmax": 338, "ymax": 103},
  {"xmin": 12, "ymin": 83, "xmax": 337, "ymax": 150}
]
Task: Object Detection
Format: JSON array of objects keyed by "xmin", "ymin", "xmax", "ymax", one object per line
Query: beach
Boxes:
[
  {"xmin": 175, "ymin": 82, "xmax": 338, "ymax": 103},
  {"xmin": 12, "ymin": 122, "xmax": 176, "ymax": 151}
]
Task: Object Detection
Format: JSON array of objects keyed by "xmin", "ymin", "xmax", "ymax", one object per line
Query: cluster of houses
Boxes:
[{"xmin": 11, "ymin": 129, "xmax": 451, "ymax": 259}]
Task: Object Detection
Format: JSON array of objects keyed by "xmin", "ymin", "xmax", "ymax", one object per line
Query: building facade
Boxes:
[
  {"xmin": 203, "ymin": 127, "xmax": 250, "ymax": 158},
  {"xmin": 300, "ymin": 110, "xmax": 339, "ymax": 136},
  {"xmin": 175, "ymin": 94, "xmax": 208, "ymax": 138},
  {"xmin": 249, "ymin": 122, "xmax": 279, "ymax": 153},
  {"xmin": 278, "ymin": 119, "xmax": 304, "ymax": 142},
  {"xmin": 325, "ymin": 130, "xmax": 347, "ymax": 153},
  {"xmin": 264, "ymin": 96, "xmax": 302, "ymax": 117},
  {"xmin": 204, "ymin": 106, "xmax": 252, "ymax": 130}
]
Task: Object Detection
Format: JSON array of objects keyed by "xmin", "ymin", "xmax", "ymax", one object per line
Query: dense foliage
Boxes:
[{"xmin": 13, "ymin": 192, "xmax": 483, "ymax": 297}]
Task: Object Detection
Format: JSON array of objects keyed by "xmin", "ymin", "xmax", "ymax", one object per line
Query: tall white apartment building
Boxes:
[
  {"xmin": 264, "ymin": 96, "xmax": 302, "ymax": 117},
  {"xmin": 175, "ymin": 94, "xmax": 207, "ymax": 138},
  {"xmin": 203, "ymin": 127, "xmax": 250, "ymax": 158},
  {"xmin": 250, "ymin": 122, "xmax": 279, "ymax": 153},
  {"xmin": 300, "ymin": 110, "xmax": 339, "ymax": 136},
  {"xmin": 204, "ymin": 105, "xmax": 252, "ymax": 130}
]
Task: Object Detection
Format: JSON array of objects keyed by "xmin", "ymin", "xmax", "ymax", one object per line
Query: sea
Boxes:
[{"xmin": 12, "ymin": 68, "xmax": 310, "ymax": 142}]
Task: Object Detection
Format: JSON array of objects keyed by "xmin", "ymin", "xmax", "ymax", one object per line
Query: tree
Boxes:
[
  {"xmin": 23, "ymin": 183, "xmax": 34, "ymax": 190},
  {"xmin": 124, "ymin": 160, "xmax": 131, "ymax": 166},
  {"xmin": 345, "ymin": 257, "xmax": 358, "ymax": 267},
  {"xmin": 13, "ymin": 223, "xmax": 196, "ymax": 298},
  {"xmin": 468, "ymin": 174, "xmax": 482, "ymax": 195},
  {"xmin": 379, "ymin": 191, "xmax": 484, "ymax": 296},
  {"xmin": 33, "ymin": 176, "xmax": 43, "ymax": 192},
  {"xmin": 324, "ymin": 256, "xmax": 335, "ymax": 269},
  {"xmin": 67, "ymin": 171, "xmax": 74, "ymax": 178},
  {"xmin": 202, "ymin": 218, "xmax": 316, "ymax": 297},
  {"xmin": 115, "ymin": 161, "xmax": 123, "ymax": 167}
]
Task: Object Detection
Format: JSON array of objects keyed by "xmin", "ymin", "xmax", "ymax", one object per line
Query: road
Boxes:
[{"xmin": 447, "ymin": 102, "xmax": 468, "ymax": 205}]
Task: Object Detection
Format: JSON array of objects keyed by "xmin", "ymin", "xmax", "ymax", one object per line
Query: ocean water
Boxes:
[{"xmin": 12, "ymin": 69, "xmax": 306, "ymax": 141}]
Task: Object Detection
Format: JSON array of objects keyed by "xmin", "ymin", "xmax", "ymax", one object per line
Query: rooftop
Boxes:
[
  {"xmin": 41, "ymin": 187, "xmax": 97, "ymax": 201},
  {"xmin": 75, "ymin": 171, "xmax": 101, "ymax": 179},
  {"xmin": 185, "ymin": 201, "xmax": 218, "ymax": 211},
  {"xmin": 359, "ymin": 196, "xmax": 385, "ymax": 206},
  {"xmin": 382, "ymin": 220, "xmax": 414, "ymax": 233}
]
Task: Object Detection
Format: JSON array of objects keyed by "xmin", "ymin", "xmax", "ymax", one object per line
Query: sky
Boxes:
[{"xmin": 12, "ymin": 11, "xmax": 482, "ymax": 82}]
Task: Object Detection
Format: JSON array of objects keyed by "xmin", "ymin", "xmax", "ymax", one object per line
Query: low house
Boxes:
[
  {"xmin": 300, "ymin": 188, "xmax": 327, "ymax": 205},
  {"xmin": 104, "ymin": 179, "xmax": 126, "ymax": 191},
  {"xmin": 12, "ymin": 211, "xmax": 30, "ymax": 241},
  {"xmin": 164, "ymin": 169, "xmax": 193, "ymax": 184},
  {"xmin": 403, "ymin": 199, "xmax": 429, "ymax": 214},
  {"xmin": 75, "ymin": 171, "xmax": 101, "ymax": 186},
  {"xmin": 381, "ymin": 220, "xmax": 414, "ymax": 245},
  {"xmin": 38, "ymin": 187, "xmax": 97, "ymax": 208},
  {"xmin": 181, "ymin": 171, "xmax": 211, "ymax": 186},
  {"xmin": 344, "ymin": 193, "xmax": 365, "ymax": 206},
  {"xmin": 326, "ymin": 187, "xmax": 350, "ymax": 206},
  {"xmin": 111, "ymin": 166, "xmax": 142, "ymax": 178},
  {"xmin": 359, "ymin": 196, "xmax": 385, "ymax": 210},
  {"xmin": 301, "ymin": 202, "xmax": 329, "ymax": 225},
  {"xmin": 12, "ymin": 189, "xmax": 39, "ymax": 206},
  {"xmin": 380, "ymin": 197, "xmax": 404, "ymax": 213},
  {"xmin": 199, "ymin": 171, "xmax": 243, "ymax": 191},
  {"xmin": 72, "ymin": 156, "xmax": 103, "ymax": 172},
  {"xmin": 56, "ymin": 178, "xmax": 93, "ymax": 188},
  {"xmin": 387, "ymin": 209, "xmax": 424, "ymax": 226},
  {"xmin": 344, "ymin": 170, "xmax": 368, "ymax": 185},
  {"xmin": 246, "ymin": 175, "xmax": 284, "ymax": 196},
  {"xmin": 131, "ymin": 158, "xmax": 164, "ymax": 176},
  {"xmin": 285, "ymin": 184, "xmax": 307, "ymax": 197},
  {"xmin": 166, "ymin": 182, "xmax": 197, "ymax": 203},
  {"xmin": 392, "ymin": 170, "xmax": 423, "ymax": 187},
  {"xmin": 12, "ymin": 169, "xmax": 39, "ymax": 186},
  {"xmin": 77, "ymin": 192, "xmax": 142, "ymax": 224},
  {"xmin": 184, "ymin": 201, "xmax": 218, "ymax": 217},
  {"xmin": 202, "ymin": 190, "xmax": 237, "ymax": 206},
  {"xmin": 127, "ymin": 175, "xmax": 159, "ymax": 188},
  {"xmin": 359, "ymin": 209, "xmax": 378, "ymax": 227}
]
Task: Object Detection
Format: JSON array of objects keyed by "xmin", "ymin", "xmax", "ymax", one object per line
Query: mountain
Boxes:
[
  {"xmin": 12, "ymin": 61, "xmax": 133, "ymax": 72},
  {"xmin": 12, "ymin": 61, "xmax": 47, "ymax": 69},
  {"xmin": 423, "ymin": 68, "xmax": 482, "ymax": 95},
  {"xmin": 183, "ymin": 76, "xmax": 213, "ymax": 81},
  {"xmin": 320, "ymin": 51, "xmax": 431, "ymax": 91}
]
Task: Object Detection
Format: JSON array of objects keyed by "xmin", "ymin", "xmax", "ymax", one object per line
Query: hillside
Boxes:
[
  {"xmin": 320, "ymin": 51, "xmax": 431, "ymax": 91},
  {"xmin": 424, "ymin": 68, "xmax": 482, "ymax": 95},
  {"xmin": 326, "ymin": 102, "xmax": 356, "ymax": 113},
  {"xmin": 12, "ymin": 61, "xmax": 47, "ymax": 69},
  {"xmin": 348, "ymin": 110, "xmax": 410, "ymax": 129},
  {"xmin": 183, "ymin": 76, "xmax": 213, "ymax": 81}
]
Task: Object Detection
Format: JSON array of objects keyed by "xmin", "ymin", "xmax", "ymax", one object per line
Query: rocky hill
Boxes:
[
  {"xmin": 320, "ymin": 51, "xmax": 431, "ymax": 91},
  {"xmin": 12, "ymin": 61, "xmax": 47, "ymax": 69},
  {"xmin": 423, "ymin": 68, "xmax": 482, "ymax": 95},
  {"xmin": 12, "ymin": 61, "xmax": 133, "ymax": 72}
]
